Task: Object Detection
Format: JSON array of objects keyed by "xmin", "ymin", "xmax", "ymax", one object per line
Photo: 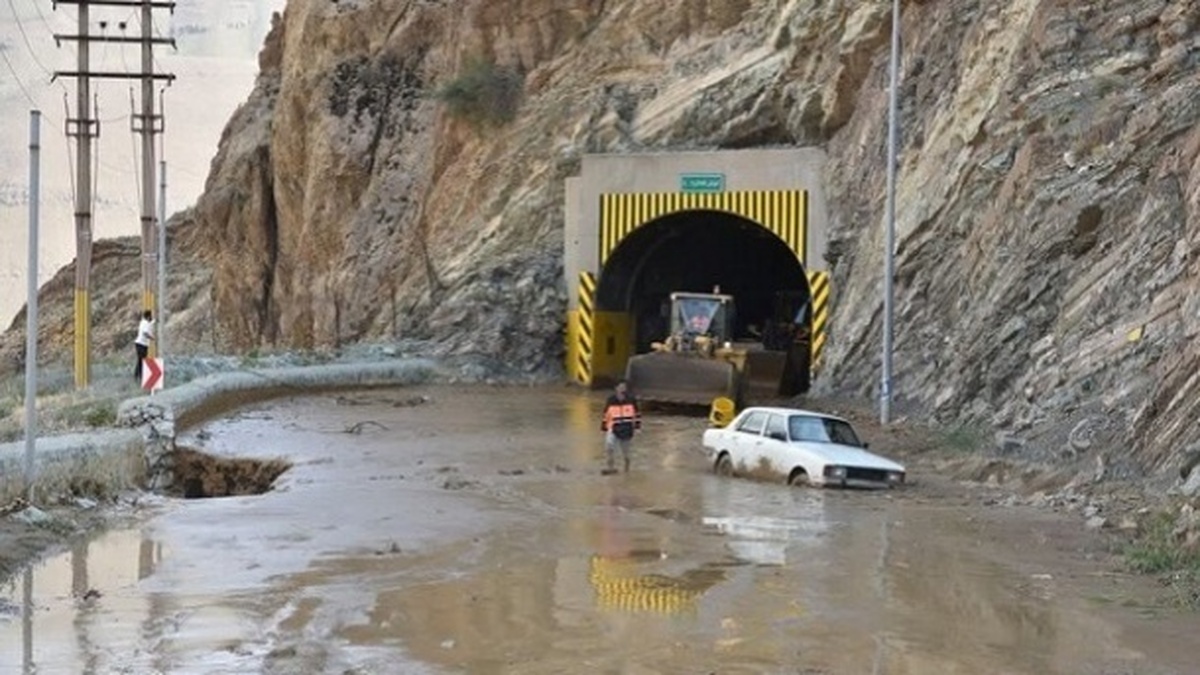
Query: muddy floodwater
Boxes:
[{"xmin": 2, "ymin": 386, "xmax": 1198, "ymax": 674}]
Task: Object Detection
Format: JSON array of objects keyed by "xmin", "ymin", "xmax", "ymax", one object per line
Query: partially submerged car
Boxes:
[{"xmin": 701, "ymin": 407, "xmax": 905, "ymax": 489}]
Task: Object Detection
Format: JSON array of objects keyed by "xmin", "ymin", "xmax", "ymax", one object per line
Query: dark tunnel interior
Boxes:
[{"xmin": 596, "ymin": 211, "xmax": 809, "ymax": 352}]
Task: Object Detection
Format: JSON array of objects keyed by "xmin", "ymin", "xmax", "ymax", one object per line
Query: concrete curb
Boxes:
[
  {"xmin": 116, "ymin": 359, "xmax": 438, "ymax": 438},
  {"xmin": 0, "ymin": 430, "xmax": 145, "ymax": 505},
  {"xmin": 2, "ymin": 359, "xmax": 438, "ymax": 502}
]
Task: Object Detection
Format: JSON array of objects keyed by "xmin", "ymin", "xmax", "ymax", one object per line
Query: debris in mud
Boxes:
[
  {"xmin": 442, "ymin": 477, "xmax": 479, "ymax": 491},
  {"xmin": 393, "ymin": 395, "xmax": 431, "ymax": 407},
  {"xmin": 172, "ymin": 447, "xmax": 291, "ymax": 499},
  {"xmin": 645, "ymin": 508, "xmax": 693, "ymax": 523},
  {"xmin": 374, "ymin": 542, "xmax": 402, "ymax": 555},
  {"xmin": 0, "ymin": 498, "xmax": 32, "ymax": 518},
  {"xmin": 268, "ymin": 646, "xmax": 297, "ymax": 658},
  {"xmin": 11, "ymin": 506, "xmax": 53, "ymax": 526},
  {"xmin": 335, "ymin": 394, "xmax": 431, "ymax": 408},
  {"xmin": 344, "ymin": 420, "xmax": 388, "ymax": 434},
  {"xmin": 435, "ymin": 466, "xmax": 458, "ymax": 473},
  {"xmin": 498, "ymin": 468, "xmax": 526, "ymax": 476}
]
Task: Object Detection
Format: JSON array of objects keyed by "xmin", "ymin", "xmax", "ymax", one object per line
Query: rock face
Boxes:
[{"xmin": 3, "ymin": 0, "xmax": 1199, "ymax": 477}]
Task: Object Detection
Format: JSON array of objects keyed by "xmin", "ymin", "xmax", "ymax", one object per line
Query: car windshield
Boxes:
[{"xmin": 787, "ymin": 415, "xmax": 862, "ymax": 447}]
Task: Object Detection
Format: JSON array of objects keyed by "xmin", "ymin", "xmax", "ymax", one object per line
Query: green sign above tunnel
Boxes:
[{"xmin": 679, "ymin": 173, "xmax": 725, "ymax": 193}]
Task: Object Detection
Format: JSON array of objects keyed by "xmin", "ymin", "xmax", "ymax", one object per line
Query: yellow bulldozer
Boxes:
[{"xmin": 624, "ymin": 291, "xmax": 809, "ymax": 408}]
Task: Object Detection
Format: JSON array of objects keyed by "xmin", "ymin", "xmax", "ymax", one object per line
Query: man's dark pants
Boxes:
[{"xmin": 135, "ymin": 343, "xmax": 148, "ymax": 381}]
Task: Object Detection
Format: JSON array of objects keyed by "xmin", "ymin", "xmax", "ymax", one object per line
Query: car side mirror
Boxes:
[
  {"xmin": 769, "ymin": 431, "xmax": 787, "ymax": 441},
  {"xmin": 863, "ymin": 442, "xmax": 870, "ymax": 449}
]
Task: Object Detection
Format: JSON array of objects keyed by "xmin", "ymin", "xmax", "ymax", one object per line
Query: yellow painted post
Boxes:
[
  {"xmin": 808, "ymin": 270, "xmax": 830, "ymax": 374},
  {"xmin": 576, "ymin": 272, "xmax": 597, "ymax": 386},
  {"xmin": 73, "ymin": 289, "xmax": 89, "ymax": 388}
]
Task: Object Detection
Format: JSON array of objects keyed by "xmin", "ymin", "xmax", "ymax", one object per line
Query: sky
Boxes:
[{"xmin": 0, "ymin": 0, "xmax": 285, "ymax": 326}]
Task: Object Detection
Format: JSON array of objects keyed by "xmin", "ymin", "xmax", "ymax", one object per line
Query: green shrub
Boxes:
[
  {"xmin": 937, "ymin": 424, "xmax": 989, "ymax": 453},
  {"xmin": 1125, "ymin": 510, "xmax": 1200, "ymax": 609},
  {"xmin": 1125, "ymin": 512, "xmax": 1199, "ymax": 575},
  {"xmin": 83, "ymin": 404, "xmax": 116, "ymax": 428},
  {"xmin": 435, "ymin": 58, "xmax": 523, "ymax": 128}
]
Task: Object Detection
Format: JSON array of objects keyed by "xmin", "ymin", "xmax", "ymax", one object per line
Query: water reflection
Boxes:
[
  {"xmin": 700, "ymin": 474, "xmax": 830, "ymax": 566},
  {"xmin": 587, "ymin": 553, "xmax": 727, "ymax": 614},
  {"xmin": 0, "ymin": 528, "xmax": 166, "ymax": 673}
]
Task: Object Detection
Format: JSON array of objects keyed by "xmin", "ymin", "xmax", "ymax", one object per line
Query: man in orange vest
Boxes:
[{"xmin": 601, "ymin": 381, "xmax": 642, "ymax": 474}]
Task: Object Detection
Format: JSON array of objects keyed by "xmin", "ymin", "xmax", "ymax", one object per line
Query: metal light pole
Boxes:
[
  {"xmin": 25, "ymin": 110, "xmax": 41, "ymax": 502},
  {"xmin": 158, "ymin": 159, "xmax": 167, "ymax": 364},
  {"xmin": 881, "ymin": 0, "xmax": 900, "ymax": 425}
]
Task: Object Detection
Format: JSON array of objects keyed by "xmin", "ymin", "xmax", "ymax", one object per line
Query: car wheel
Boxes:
[
  {"xmin": 787, "ymin": 468, "xmax": 809, "ymax": 487},
  {"xmin": 714, "ymin": 453, "xmax": 734, "ymax": 477}
]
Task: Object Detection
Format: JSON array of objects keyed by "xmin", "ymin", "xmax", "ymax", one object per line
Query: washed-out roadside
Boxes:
[{"xmin": 0, "ymin": 346, "xmax": 547, "ymax": 582}]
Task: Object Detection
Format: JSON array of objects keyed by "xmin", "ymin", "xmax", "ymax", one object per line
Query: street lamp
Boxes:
[{"xmin": 881, "ymin": 0, "xmax": 900, "ymax": 425}]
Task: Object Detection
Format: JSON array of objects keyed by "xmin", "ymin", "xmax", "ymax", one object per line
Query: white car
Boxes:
[{"xmin": 701, "ymin": 407, "xmax": 905, "ymax": 489}]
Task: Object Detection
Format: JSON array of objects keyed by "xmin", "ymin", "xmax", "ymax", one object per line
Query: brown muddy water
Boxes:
[{"xmin": 1, "ymin": 386, "xmax": 1198, "ymax": 674}]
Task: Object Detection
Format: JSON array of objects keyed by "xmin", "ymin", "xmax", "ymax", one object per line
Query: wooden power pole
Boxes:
[{"xmin": 54, "ymin": 0, "xmax": 174, "ymax": 388}]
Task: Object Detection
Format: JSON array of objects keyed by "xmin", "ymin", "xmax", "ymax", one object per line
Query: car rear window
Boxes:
[
  {"xmin": 788, "ymin": 415, "xmax": 862, "ymax": 446},
  {"xmin": 736, "ymin": 411, "xmax": 767, "ymax": 435}
]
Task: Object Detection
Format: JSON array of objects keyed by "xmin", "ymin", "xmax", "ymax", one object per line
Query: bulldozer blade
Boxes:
[
  {"xmin": 744, "ymin": 350, "xmax": 788, "ymax": 400},
  {"xmin": 625, "ymin": 352, "xmax": 739, "ymax": 407}
]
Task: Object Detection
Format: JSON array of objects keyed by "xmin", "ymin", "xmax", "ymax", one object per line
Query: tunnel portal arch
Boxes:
[
  {"xmin": 595, "ymin": 210, "xmax": 809, "ymax": 353},
  {"xmin": 562, "ymin": 154, "xmax": 833, "ymax": 392}
]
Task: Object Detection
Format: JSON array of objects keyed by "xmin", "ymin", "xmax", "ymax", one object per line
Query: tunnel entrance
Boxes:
[{"xmin": 595, "ymin": 210, "xmax": 810, "ymax": 354}]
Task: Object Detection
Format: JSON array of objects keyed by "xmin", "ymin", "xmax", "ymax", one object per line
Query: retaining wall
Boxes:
[
  {"xmin": 0, "ymin": 430, "xmax": 145, "ymax": 504},
  {"xmin": 1, "ymin": 359, "xmax": 438, "ymax": 501}
]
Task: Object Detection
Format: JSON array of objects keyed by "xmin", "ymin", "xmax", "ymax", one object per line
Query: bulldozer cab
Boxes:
[{"xmin": 669, "ymin": 292, "xmax": 735, "ymax": 344}]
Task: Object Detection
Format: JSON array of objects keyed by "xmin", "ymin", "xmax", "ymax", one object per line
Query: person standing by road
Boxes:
[
  {"xmin": 134, "ymin": 309, "xmax": 155, "ymax": 382},
  {"xmin": 601, "ymin": 381, "xmax": 641, "ymax": 474}
]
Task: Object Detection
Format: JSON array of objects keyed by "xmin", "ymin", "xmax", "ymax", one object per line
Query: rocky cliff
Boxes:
[{"xmin": 4, "ymin": 0, "xmax": 1199, "ymax": 478}]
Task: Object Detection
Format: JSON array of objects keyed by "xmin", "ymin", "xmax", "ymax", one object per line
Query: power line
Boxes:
[
  {"xmin": 0, "ymin": 40, "xmax": 41, "ymax": 108},
  {"xmin": 6, "ymin": 0, "xmax": 53, "ymax": 78},
  {"xmin": 27, "ymin": 0, "xmax": 58, "ymax": 37},
  {"xmin": 63, "ymin": 92, "xmax": 75, "ymax": 202},
  {"xmin": 127, "ymin": 86, "xmax": 141, "ymax": 209},
  {"xmin": 91, "ymin": 94, "xmax": 99, "ymax": 220}
]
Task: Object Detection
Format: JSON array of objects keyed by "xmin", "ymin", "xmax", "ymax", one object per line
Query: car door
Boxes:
[
  {"xmin": 760, "ymin": 413, "xmax": 791, "ymax": 473},
  {"xmin": 731, "ymin": 411, "xmax": 768, "ymax": 468}
]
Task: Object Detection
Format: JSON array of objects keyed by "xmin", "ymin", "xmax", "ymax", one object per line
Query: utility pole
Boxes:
[
  {"xmin": 25, "ymin": 110, "xmax": 41, "ymax": 503},
  {"xmin": 137, "ymin": 0, "xmax": 162, "ymax": 336},
  {"xmin": 54, "ymin": 0, "xmax": 175, "ymax": 389},
  {"xmin": 158, "ymin": 158, "xmax": 167, "ymax": 361},
  {"xmin": 881, "ymin": 0, "xmax": 901, "ymax": 425}
]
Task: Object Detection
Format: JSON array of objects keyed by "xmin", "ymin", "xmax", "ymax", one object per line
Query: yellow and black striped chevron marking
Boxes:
[
  {"xmin": 588, "ymin": 557, "xmax": 704, "ymax": 615},
  {"xmin": 599, "ymin": 191, "xmax": 807, "ymax": 264},
  {"xmin": 576, "ymin": 272, "xmax": 597, "ymax": 385},
  {"xmin": 808, "ymin": 270, "xmax": 830, "ymax": 369}
]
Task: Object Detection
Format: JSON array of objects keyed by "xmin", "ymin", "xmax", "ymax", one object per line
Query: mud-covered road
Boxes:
[{"xmin": 2, "ymin": 386, "xmax": 1198, "ymax": 674}]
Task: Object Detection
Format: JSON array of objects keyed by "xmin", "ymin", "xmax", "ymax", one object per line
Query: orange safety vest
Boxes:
[{"xmin": 602, "ymin": 396, "xmax": 641, "ymax": 439}]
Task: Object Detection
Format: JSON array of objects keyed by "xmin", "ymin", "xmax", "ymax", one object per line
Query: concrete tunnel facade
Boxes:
[{"xmin": 563, "ymin": 148, "xmax": 831, "ymax": 390}]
